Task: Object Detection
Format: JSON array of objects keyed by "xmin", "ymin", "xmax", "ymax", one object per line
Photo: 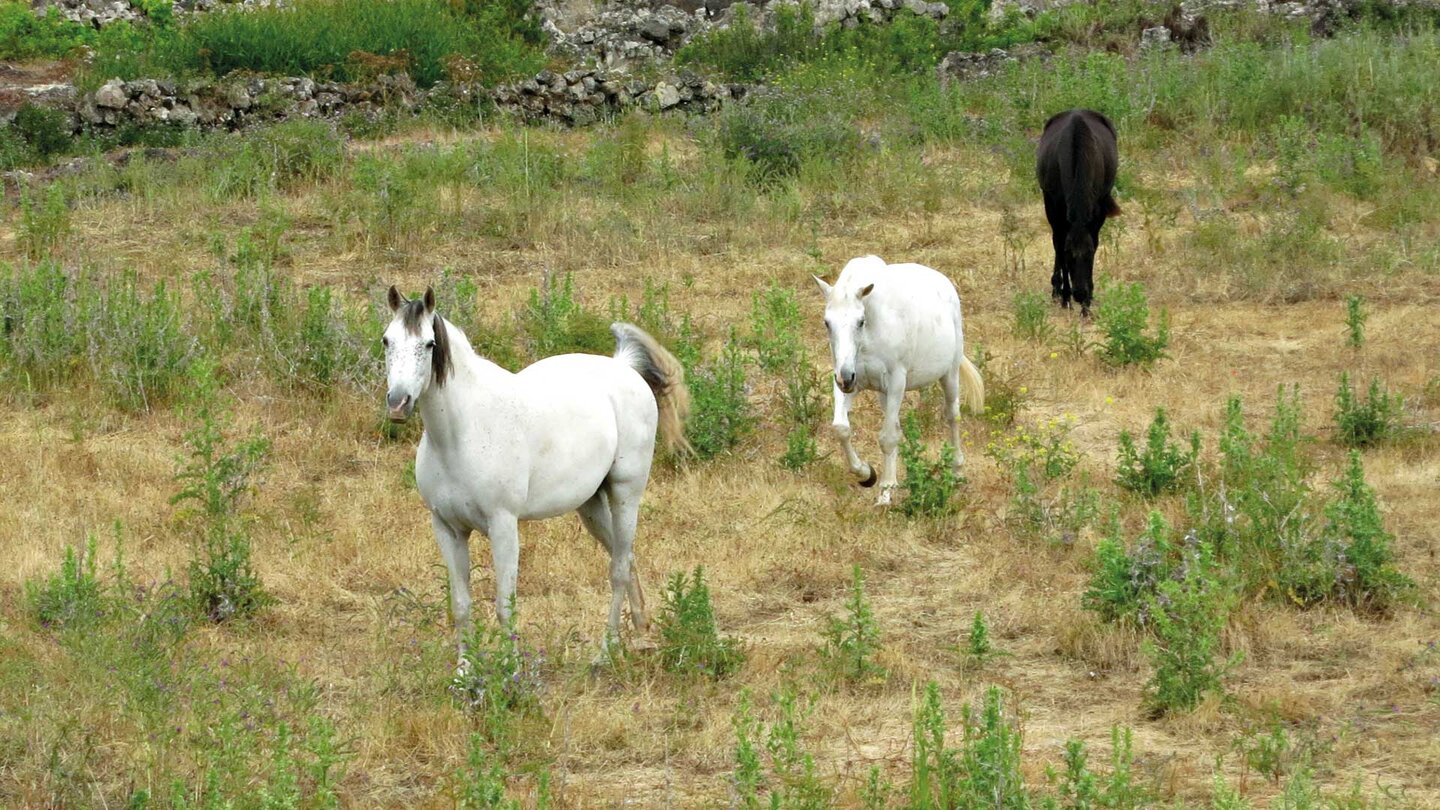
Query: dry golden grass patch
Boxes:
[{"xmin": 1, "ymin": 125, "xmax": 1438, "ymax": 808}]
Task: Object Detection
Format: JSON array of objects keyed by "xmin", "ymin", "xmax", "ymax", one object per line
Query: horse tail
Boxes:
[
  {"xmin": 959, "ymin": 354, "xmax": 985, "ymax": 416},
  {"xmin": 1060, "ymin": 116, "xmax": 1095, "ymax": 241},
  {"xmin": 611, "ymin": 322, "xmax": 693, "ymax": 456}
]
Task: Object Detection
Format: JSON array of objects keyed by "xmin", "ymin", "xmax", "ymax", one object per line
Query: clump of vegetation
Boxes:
[
  {"xmin": 1012, "ymin": 289, "xmax": 1052, "ymax": 341},
  {"xmin": 1042, "ymin": 726, "xmax": 1145, "ymax": 809},
  {"xmin": 657, "ymin": 566, "xmax": 744, "ymax": 679},
  {"xmin": 820, "ymin": 565, "xmax": 885, "ymax": 684},
  {"xmin": 522, "ymin": 272, "xmax": 612, "ymax": 358},
  {"xmin": 1008, "ymin": 463, "xmax": 1101, "ymax": 547},
  {"xmin": 0, "ymin": 3, "xmax": 94, "ymax": 60},
  {"xmin": 1084, "ymin": 510, "xmax": 1180, "ymax": 627},
  {"xmin": 1333, "ymin": 372, "xmax": 1404, "ymax": 447},
  {"xmin": 749, "ymin": 282, "xmax": 824, "ymax": 469},
  {"xmin": 1094, "ymin": 279, "xmax": 1170, "ymax": 366},
  {"xmin": 986, "ymin": 416, "xmax": 1081, "ymax": 482},
  {"xmin": 17, "ymin": 183, "xmax": 70, "ymax": 262},
  {"xmin": 452, "ymin": 605, "xmax": 544, "ymax": 748},
  {"xmin": 1142, "ymin": 540, "xmax": 1240, "ymax": 716},
  {"xmin": 25, "ymin": 534, "xmax": 114, "ymax": 629},
  {"xmin": 910, "ymin": 683, "xmax": 1030, "ymax": 808},
  {"xmin": 1114, "ymin": 407, "xmax": 1200, "ymax": 497},
  {"xmin": 681, "ymin": 324, "xmax": 754, "ymax": 460},
  {"xmin": 1313, "ymin": 451, "xmax": 1413, "ymax": 611},
  {"xmin": 1344, "ymin": 294, "xmax": 1367, "ymax": 348},
  {"xmin": 732, "ymin": 688, "xmax": 831, "ymax": 809},
  {"xmin": 171, "ymin": 360, "xmax": 271, "ymax": 622},
  {"xmin": 899, "ymin": 413, "xmax": 963, "ymax": 517},
  {"xmin": 711, "ymin": 86, "xmax": 864, "ymax": 182}
]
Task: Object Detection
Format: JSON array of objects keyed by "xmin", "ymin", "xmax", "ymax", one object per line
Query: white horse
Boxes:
[
  {"xmin": 813, "ymin": 256, "xmax": 984, "ymax": 505},
  {"xmin": 382, "ymin": 286, "xmax": 691, "ymax": 661}
]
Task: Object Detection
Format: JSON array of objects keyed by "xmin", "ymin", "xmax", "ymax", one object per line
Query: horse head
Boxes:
[
  {"xmin": 383, "ymin": 285, "xmax": 452, "ymax": 422},
  {"xmin": 813, "ymin": 272, "xmax": 874, "ymax": 394}
]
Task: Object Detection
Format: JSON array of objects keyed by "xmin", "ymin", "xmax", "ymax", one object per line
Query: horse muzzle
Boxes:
[
  {"xmin": 387, "ymin": 392, "xmax": 413, "ymax": 423},
  {"xmin": 836, "ymin": 372, "xmax": 857, "ymax": 394}
]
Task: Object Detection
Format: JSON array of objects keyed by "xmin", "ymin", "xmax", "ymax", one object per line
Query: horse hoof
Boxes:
[{"xmin": 858, "ymin": 465, "xmax": 878, "ymax": 488}]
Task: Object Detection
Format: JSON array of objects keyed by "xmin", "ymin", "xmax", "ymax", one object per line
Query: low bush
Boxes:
[
  {"xmin": 899, "ymin": 413, "xmax": 963, "ymax": 517},
  {"xmin": 1143, "ymin": 540, "xmax": 1240, "ymax": 716},
  {"xmin": 1094, "ymin": 279, "xmax": 1170, "ymax": 366},
  {"xmin": 656, "ymin": 566, "xmax": 744, "ymax": 679},
  {"xmin": 1114, "ymin": 407, "xmax": 1199, "ymax": 497},
  {"xmin": 820, "ymin": 565, "xmax": 885, "ymax": 684},
  {"xmin": 1333, "ymin": 372, "xmax": 1404, "ymax": 447}
]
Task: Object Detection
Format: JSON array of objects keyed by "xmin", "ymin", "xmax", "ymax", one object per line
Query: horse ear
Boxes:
[
  {"xmin": 859, "ymin": 283, "xmax": 875, "ymax": 299},
  {"xmin": 423, "ymin": 286, "xmax": 436, "ymax": 313},
  {"xmin": 387, "ymin": 285, "xmax": 403, "ymax": 312},
  {"xmin": 811, "ymin": 275, "xmax": 832, "ymax": 297}
]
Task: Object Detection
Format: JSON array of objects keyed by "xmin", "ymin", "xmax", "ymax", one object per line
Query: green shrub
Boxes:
[
  {"xmin": 1344, "ymin": 294, "xmax": 1366, "ymax": 349},
  {"xmin": 89, "ymin": 274, "xmax": 196, "ymax": 412},
  {"xmin": 1094, "ymin": 279, "xmax": 1169, "ymax": 366},
  {"xmin": 1333, "ymin": 372, "xmax": 1403, "ymax": 448},
  {"xmin": 965, "ymin": 610, "xmax": 996, "ymax": 666},
  {"xmin": 172, "ymin": 362, "xmax": 271, "ymax": 622},
  {"xmin": 25, "ymin": 534, "xmax": 110, "ymax": 629},
  {"xmin": 1012, "ymin": 289, "xmax": 1052, "ymax": 341},
  {"xmin": 682, "ymin": 325, "xmax": 753, "ymax": 460},
  {"xmin": 820, "ymin": 565, "xmax": 885, "ymax": 684},
  {"xmin": 676, "ymin": 3, "xmax": 818, "ymax": 82},
  {"xmin": 1083, "ymin": 510, "xmax": 1177, "ymax": 627},
  {"xmin": 1317, "ymin": 451, "xmax": 1413, "ymax": 611},
  {"xmin": 656, "ymin": 567, "xmax": 744, "ymax": 679},
  {"xmin": 899, "ymin": 413, "xmax": 962, "ymax": 517},
  {"xmin": 711, "ymin": 88, "xmax": 863, "ymax": 183},
  {"xmin": 0, "ymin": 260, "xmax": 86, "ymax": 391},
  {"xmin": 1114, "ymin": 407, "xmax": 1199, "ymax": 497},
  {"xmin": 731, "ymin": 688, "xmax": 831, "ymax": 810},
  {"xmin": 749, "ymin": 282, "xmax": 824, "ymax": 469},
  {"xmin": 521, "ymin": 272, "xmax": 612, "ymax": 358},
  {"xmin": 1142, "ymin": 540, "xmax": 1240, "ymax": 717},
  {"xmin": 451, "ymin": 606, "xmax": 543, "ymax": 748},
  {"xmin": 910, "ymin": 683, "xmax": 1031, "ymax": 809},
  {"xmin": 206, "ymin": 120, "xmax": 345, "ymax": 199},
  {"xmin": 0, "ymin": 3, "xmax": 93, "ymax": 60},
  {"xmin": 11, "ymin": 104, "xmax": 74, "ymax": 163},
  {"xmin": 986, "ymin": 417, "xmax": 1080, "ymax": 483},
  {"xmin": 455, "ymin": 733, "xmax": 526, "ymax": 810},
  {"xmin": 1008, "ymin": 463, "xmax": 1101, "ymax": 547}
]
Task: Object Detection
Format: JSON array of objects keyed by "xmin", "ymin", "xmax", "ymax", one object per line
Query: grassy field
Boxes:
[{"xmin": 2, "ymin": 18, "xmax": 1440, "ymax": 810}]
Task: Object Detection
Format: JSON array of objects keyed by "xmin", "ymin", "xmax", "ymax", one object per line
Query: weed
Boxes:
[
  {"xmin": 89, "ymin": 274, "xmax": 197, "ymax": 412},
  {"xmin": 171, "ymin": 361, "xmax": 271, "ymax": 622},
  {"xmin": 1344, "ymin": 294, "xmax": 1366, "ymax": 349},
  {"xmin": 18, "ymin": 184, "xmax": 70, "ymax": 262},
  {"xmin": 682, "ymin": 325, "xmax": 754, "ymax": 460},
  {"xmin": 965, "ymin": 610, "xmax": 998, "ymax": 666},
  {"xmin": 657, "ymin": 567, "xmax": 744, "ymax": 679},
  {"xmin": 451, "ymin": 606, "xmax": 543, "ymax": 748},
  {"xmin": 711, "ymin": 86, "xmax": 863, "ymax": 183},
  {"xmin": 987, "ymin": 416, "xmax": 1081, "ymax": 482},
  {"xmin": 1012, "ymin": 289, "xmax": 1052, "ymax": 341},
  {"xmin": 1094, "ymin": 279, "xmax": 1170, "ymax": 366},
  {"xmin": 749, "ymin": 282, "xmax": 824, "ymax": 468},
  {"xmin": 821, "ymin": 565, "xmax": 885, "ymax": 684},
  {"xmin": 899, "ymin": 413, "xmax": 962, "ymax": 517},
  {"xmin": 1333, "ymin": 372, "xmax": 1403, "ymax": 448},
  {"xmin": 1084, "ymin": 510, "xmax": 1177, "ymax": 627},
  {"xmin": 522, "ymin": 272, "xmax": 612, "ymax": 358},
  {"xmin": 731, "ymin": 688, "xmax": 830, "ymax": 809},
  {"xmin": 25, "ymin": 535, "xmax": 109, "ymax": 629},
  {"xmin": 455, "ymin": 733, "xmax": 520, "ymax": 809},
  {"xmin": 1114, "ymin": 407, "xmax": 1200, "ymax": 497},
  {"xmin": 1142, "ymin": 539, "xmax": 1240, "ymax": 717},
  {"xmin": 1009, "ymin": 463, "xmax": 1101, "ymax": 548},
  {"xmin": 1319, "ymin": 451, "xmax": 1413, "ymax": 611}
]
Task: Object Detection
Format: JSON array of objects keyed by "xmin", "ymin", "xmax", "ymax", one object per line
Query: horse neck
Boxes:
[{"xmin": 416, "ymin": 320, "xmax": 513, "ymax": 440}]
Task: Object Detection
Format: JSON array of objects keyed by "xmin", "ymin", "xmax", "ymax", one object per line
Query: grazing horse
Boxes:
[
  {"xmin": 813, "ymin": 256, "xmax": 984, "ymax": 506},
  {"xmin": 382, "ymin": 286, "xmax": 690, "ymax": 662},
  {"xmin": 1036, "ymin": 108, "xmax": 1120, "ymax": 316}
]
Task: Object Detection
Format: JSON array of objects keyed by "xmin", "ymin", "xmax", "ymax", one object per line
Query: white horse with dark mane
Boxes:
[
  {"xmin": 382, "ymin": 286, "xmax": 690, "ymax": 661},
  {"xmin": 813, "ymin": 256, "xmax": 984, "ymax": 505}
]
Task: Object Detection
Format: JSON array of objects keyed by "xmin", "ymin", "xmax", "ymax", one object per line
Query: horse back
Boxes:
[{"xmin": 1037, "ymin": 109, "xmax": 1119, "ymax": 220}]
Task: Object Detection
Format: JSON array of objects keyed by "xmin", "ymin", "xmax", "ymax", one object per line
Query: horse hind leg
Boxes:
[
  {"xmin": 941, "ymin": 370, "xmax": 964, "ymax": 470},
  {"xmin": 578, "ymin": 490, "xmax": 648, "ymax": 637}
]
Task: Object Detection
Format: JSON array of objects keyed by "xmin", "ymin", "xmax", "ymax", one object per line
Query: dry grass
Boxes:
[{"xmin": 0, "ymin": 124, "xmax": 1437, "ymax": 808}]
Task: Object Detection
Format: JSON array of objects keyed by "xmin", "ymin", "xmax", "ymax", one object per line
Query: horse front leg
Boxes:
[
  {"xmin": 487, "ymin": 512, "xmax": 521, "ymax": 636},
  {"xmin": 432, "ymin": 513, "xmax": 474, "ymax": 669},
  {"xmin": 876, "ymin": 371, "xmax": 908, "ymax": 506},
  {"xmin": 831, "ymin": 381, "xmax": 875, "ymax": 487}
]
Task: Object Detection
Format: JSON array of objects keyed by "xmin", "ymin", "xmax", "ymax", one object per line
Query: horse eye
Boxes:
[
  {"xmin": 425, "ymin": 340, "xmax": 436, "ymax": 350},
  {"xmin": 381, "ymin": 337, "xmax": 389, "ymax": 348},
  {"xmin": 858, "ymin": 318, "xmax": 866, "ymax": 328}
]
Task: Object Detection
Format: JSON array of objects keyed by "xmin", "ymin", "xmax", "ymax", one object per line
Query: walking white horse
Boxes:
[
  {"xmin": 813, "ymin": 256, "xmax": 984, "ymax": 505},
  {"xmin": 382, "ymin": 286, "xmax": 690, "ymax": 661}
]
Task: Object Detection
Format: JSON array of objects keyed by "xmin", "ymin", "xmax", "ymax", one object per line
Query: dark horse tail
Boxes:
[{"xmin": 1056, "ymin": 112, "xmax": 1121, "ymax": 253}]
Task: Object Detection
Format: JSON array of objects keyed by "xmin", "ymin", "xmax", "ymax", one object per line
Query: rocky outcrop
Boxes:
[
  {"xmin": 935, "ymin": 43, "xmax": 1049, "ymax": 86},
  {"xmin": 31, "ymin": 0, "xmax": 280, "ymax": 27},
  {"xmin": 546, "ymin": 2, "xmax": 711, "ymax": 70}
]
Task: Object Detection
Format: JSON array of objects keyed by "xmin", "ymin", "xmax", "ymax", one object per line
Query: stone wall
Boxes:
[{"xmin": 54, "ymin": 68, "xmax": 745, "ymax": 133}]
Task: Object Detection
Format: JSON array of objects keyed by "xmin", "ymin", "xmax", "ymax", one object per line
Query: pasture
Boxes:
[{"xmin": 2, "ymin": 16, "xmax": 1439, "ymax": 809}]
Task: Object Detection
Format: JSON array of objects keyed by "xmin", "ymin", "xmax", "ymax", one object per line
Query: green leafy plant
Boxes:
[
  {"xmin": 1084, "ymin": 510, "xmax": 1177, "ymax": 626},
  {"xmin": 1333, "ymin": 372, "xmax": 1403, "ymax": 448},
  {"xmin": 1008, "ymin": 463, "xmax": 1101, "ymax": 548},
  {"xmin": 821, "ymin": 565, "xmax": 885, "ymax": 684},
  {"xmin": 730, "ymin": 688, "xmax": 830, "ymax": 809},
  {"xmin": 1114, "ymin": 407, "xmax": 1200, "ymax": 497},
  {"xmin": 1319, "ymin": 451, "xmax": 1413, "ymax": 611},
  {"xmin": 1094, "ymin": 280, "xmax": 1169, "ymax": 366},
  {"xmin": 1344, "ymin": 294, "xmax": 1366, "ymax": 349},
  {"xmin": 1142, "ymin": 540, "xmax": 1240, "ymax": 716},
  {"xmin": 682, "ymin": 325, "xmax": 754, "ymax": 460},
  {"xmin": 522, "ymin": 272, "xmax": 612, "ymax": 358},
  {"xmin": 656, "ymin": 566, "xmax": 744, "ymax": 679},
  {"xmin": 18, "ymin": 183, "xmax": 70, "ymax": 262},
  {"xmin": 899, "ymin": 413, "xmax": 962, "ymax": 517},
  {"xmin": 25, "ymin": 534, "xmax": 110, "ymax": 629},
  {"xmin": 1012, "ymin": 289, "xmax": 1052, "ymax": 341}
]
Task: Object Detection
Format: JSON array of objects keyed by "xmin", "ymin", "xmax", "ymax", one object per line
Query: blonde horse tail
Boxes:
[
  {"xmin": 959, "ymin": 354, "xmax": 985, "ymax": 416},
  {"xmin": 612, "ymin": 322, "xmax": 694, "ymax": 457}
]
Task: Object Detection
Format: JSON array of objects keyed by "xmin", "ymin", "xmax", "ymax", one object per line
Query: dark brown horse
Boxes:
[{"xmin": 1036, "ymin": 109, "xmax": 1120, "ymax": 316}]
